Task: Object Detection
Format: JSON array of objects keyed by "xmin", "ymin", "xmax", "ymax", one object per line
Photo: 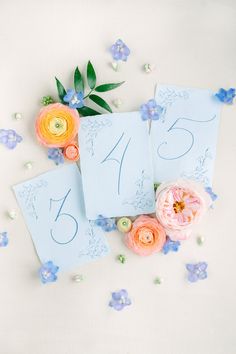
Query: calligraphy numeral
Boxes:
[
  {"xmin": 49, "ymin": 189, "xmax": 78, "ymax": 245},
  {"xmin": 157, "ymin": 115, "xmax": 216, "ymax": 160},
  {"xmin": 101, "ymin": 132, "xmax": 131, "ymax": 195}
]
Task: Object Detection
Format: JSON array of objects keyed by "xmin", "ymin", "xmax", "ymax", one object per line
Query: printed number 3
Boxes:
[
  {"xmin": 157, "ymin": 115, "xmax": 216, "ymax": 160},
  {"xmin": 49, "ymin": 189, "xmax": 78, "ymax": 245}
]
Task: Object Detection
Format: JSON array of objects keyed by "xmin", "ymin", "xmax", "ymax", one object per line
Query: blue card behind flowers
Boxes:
[
  {"xmin": 13, "ymin": 164, "xmax": 109, "ymax": 270},
  {"xmin": 151, "ymin": 85, "xmax": 221, "ymax": 186},
  {"xmin": 79, "ymin": 112, "xmax": 155, "ymax": 219}
]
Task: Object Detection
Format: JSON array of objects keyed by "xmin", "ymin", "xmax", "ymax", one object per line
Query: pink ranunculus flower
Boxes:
[
  {"xmin": 124, "ymin": 215, "xmax": 166, "ymax": 256},
  {"xmin": 155, "ymin": 179, "xmax": 211, "ymax": 241}
]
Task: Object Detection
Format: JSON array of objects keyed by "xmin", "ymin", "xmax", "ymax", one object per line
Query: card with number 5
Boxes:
[
  {"xmin": 151, "ymin": 85, "xmax": 221, "ymax": 187},
  {"xmin": 13, "ymin": 164, "xmax": 109, "ymax": 270},
  {"xmin": 79, "ymin": 112, "xmax": 156, "ymax": 219}
]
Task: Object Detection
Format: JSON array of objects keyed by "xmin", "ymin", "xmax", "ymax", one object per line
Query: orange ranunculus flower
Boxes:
[
  {"xmin": 124, "ymin": 215, "xmax": 166, "ymax": 256},
  {"xmin": 35, "ymin": 103, "xmax": 79, "ymax": 148},
  {"xmin": 63, "ymin": 142, "xmax": 80, "ymax": 161}
]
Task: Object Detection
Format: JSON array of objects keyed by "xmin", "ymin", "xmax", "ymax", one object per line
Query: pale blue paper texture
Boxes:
[
  {"xmin": 79, "ymin": 112, "xmax": 155, "ymax": 219},
  {"xmin": 151, "ymin": 85, "xmax": 221, "ymax": 186},
  {"xmin": 13, "ymin": 164, "xmax": 109, "ymax": 270}
]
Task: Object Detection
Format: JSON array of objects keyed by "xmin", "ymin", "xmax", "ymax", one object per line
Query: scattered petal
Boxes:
[
  {"xmin": 143, "ymin": 63, "xmax": 155, "ymax": 73},
  {"xmin": 0, "ymin": 129, "xmax": 22, "ymax": 149},
  {"xmin": 0, "ymin": 232, "xmax": 9, "ymax": 247},
  {"xmin": 196, "ymin": 235, "xmax": 205, "ymax": 245},
  {"xmin": 39, "ymin": 261, "xmax": 59, "ymax": 284},
  {"xmin": 112, "ymin": 98, "xmax": 123, "ymax": 108},
  {"xmin": 14, "ymin": 112, "xmax": 22, "ymax": 120},
  {"xmin": 109, "ymin": 289, "xmax": 131, "ymax": 311},
  {"xmin": 111, "ymin": 61, "xmax": 120, "ymax": 71},
  {"xmin": 110, "ymin": 39, "xmax": 130, "ymax": 62},
  {"xmin": 186, "ymin": 262, "xmax": 208, "ymax": 283},
  {"xmin": 94, "ymin": 215, "xmax": 116, "ymax": 232},
  {"xmin": 215, "ymin": 88, "xmax": 235, "ymax": 104},
  {"xmin": 73, "ymin": 274, "xmax": 84, "ymax": 283},
  {"xmin": 7, "ymin": 210, "xmax": 17, "ymax": 220},
  {"xmin": 162, "ymin": 236, "xmax": 181, "ymax": 254},
  {"xmin": 24, "ymin": 161, "xmax": 33, "ymax": 170},
  {"xmin": 205, "ymin": 186, "xmax": 218, "ymax": 202},
  {"xmin": 48, "ymin": 148, "xmax": 64, "ymax": 165},
  {"xmin": 140, "ymin": 99, "xmax": 163, "ymax": 121},
  {"xmin": 117, "ymin": 254, "xmax": 126, "ymax": 264},
  {"xmin": 154, "ymin": 276, "xmax": 163, "ymax": 284}
]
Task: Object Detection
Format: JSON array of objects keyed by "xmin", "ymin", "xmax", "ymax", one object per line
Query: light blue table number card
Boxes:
[
  {"xmin": 79, "ymin": 112, "xmax": 155, "ymax": 219},
  {"xmin": 13, "ymin": 164, "xmax": 109, "ymax": 270},
  {"xmin": 151, "ymin": 85, "xmax": 221, "ymax": 186}
]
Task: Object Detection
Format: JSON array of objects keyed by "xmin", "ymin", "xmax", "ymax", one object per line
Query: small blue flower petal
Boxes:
[
  {"xmin": 140, "ymin": 99, "xmax": 163, "ymax": 121},
  {"xmin": 48, "ymin": 148, "xmax": 64, "ymax": 165},
  {"xmin": 110, "ymin": 39, "xmax": 130, "ymax": 62},
  {"xmin": 63, "ymin": 89, "xmax": 84, "ymax": 109},
  {"xmin": 39, "ymin": 261, "xmax": 59, "ymax": 284},
  {"xmin": 0, "ymin": 129, "xmax": 22, "ymax": 150},
  {"xmin": 163, "ymin": 237, "xmax": 180, "ymax": 254},
  {"xmin": 186, "ymin": 262, "xmax": 208, "ymax": 283},
  {"xmin": 205, "ymin": 186, "xmax": 218, "ymax": 202},
  {"xmin": 215, "ymin": 88, "xmax": 235, "ymax": 104},
  {"xmin": 95, "ymin": 215, "xmax": 116, "ymax": 232},
  {"xmin": 0, "ymin": 232, "xmax": 9, "ymax": 247},
  {"xmin": 109, "ymin": 289, "xmax": 131, "ymax": 311}
]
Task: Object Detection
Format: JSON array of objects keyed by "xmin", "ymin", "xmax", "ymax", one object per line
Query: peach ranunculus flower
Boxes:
[
  {"xmin": 35, "ymin": 103, "xmax": 79, "ymax": 148},
  {"xmin": 124, "ymin": 215, "xmax": 166, "ymax": 256},
  {"xmin": 155, "ymin": 179, "xmax": 211, "ymax": 241}
]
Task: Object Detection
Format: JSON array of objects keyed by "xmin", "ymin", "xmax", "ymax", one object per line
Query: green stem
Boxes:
[{"xmin": 83, "ymin": 89, "xmax": 94, "ymax": 99}]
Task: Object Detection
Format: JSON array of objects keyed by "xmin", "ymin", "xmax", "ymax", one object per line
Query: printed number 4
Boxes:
[
  {"xmin": 157, "ymin": 115, "xmax": 216, "ymax": 160},
  {"xmin": 101, "ymin": 132, "xmax": 131, "ymax": 195},
  {"xmin": 49, "ymin": 189, "xmax": 78, "ymax": 245}
]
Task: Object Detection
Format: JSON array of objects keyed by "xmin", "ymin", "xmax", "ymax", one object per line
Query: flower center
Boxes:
[
  {"xmin": 8, "ymin": 133, "xmax": 16, "ymax": 142},
  {"xmin": 49, "ymin": 117, "xmax": 67, "ymax": 136},
  {"xmin": 42, "ymin": 270, "xmax": 51, "ymax": 279},
  {"xmin": 119, "ymin": 296, "xmax": 126, "ymax": 304},
  {"xmin": 117, "ymin": 44, "xmax": 123, "ymax": 52},
  {"xmin": 139, "ymin": 228, "xmax": 154, "ymax": 244},
  {"xmin": 71, "ymin": 94, "xmax": 81, "ymax": 105},
  {"xmin": 149, "ymin": 108, "xmax": 157, "ymax": 116},
  {"xmin": 173, "ymin": 200, "xmax": 185, "ymax": 213}
]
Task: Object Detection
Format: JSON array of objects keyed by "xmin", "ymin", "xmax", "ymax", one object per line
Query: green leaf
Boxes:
[
  {"xmin": 89, "ymin": 94, "xmax": 112, "ymax": 113},
  {"xmin": 74, "ymin": 67, "xmax": 84, "ymax": 93},
  {"xmin": 95, "ymin": 81, "xmax": 125, "ymax": 92},
  {"xmin": 87, "ymin": 61, "xmax": 96, "ymax": 89},
  {"xmin": 55, "ymin": 77, "xmax": 67, "ymax": 102},
  {"xmin": 77, "ymin": 106, "xmax": 101, "ymax": 117}
]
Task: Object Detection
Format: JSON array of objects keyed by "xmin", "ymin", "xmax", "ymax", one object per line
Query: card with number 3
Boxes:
[{"xmin": 13, "ymin": 164, "xmax": 109, "ymax": 270}]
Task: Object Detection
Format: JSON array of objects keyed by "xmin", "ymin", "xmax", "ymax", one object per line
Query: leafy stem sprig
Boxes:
[{"xmin": 55, "ymin": 61, "xmax": 124, "ymax": 117}]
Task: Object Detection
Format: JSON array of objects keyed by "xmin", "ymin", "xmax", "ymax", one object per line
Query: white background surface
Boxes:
[{"xmin": 0, "ymin": 1, "xmax": 236, "ymax": 353}]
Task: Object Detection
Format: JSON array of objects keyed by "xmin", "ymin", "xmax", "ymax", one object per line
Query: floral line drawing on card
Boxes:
[
  {"xmin": 81, "ymin": 118, "xmax": 112, "ymax": 157},
  {"xmin": 78, "ymin": 222, "xmax": 109, "ymax": 259},
  {"xmin": 181, "ymin": 148, "xmax": 212, "ymax": 186},
  {"xmin": 157, "ymin": 88, "xmax": 189, "ymax": 122},
  {"xmin": 122, "ymin": 170, "xmax": 154, "ymax": 210},
  {"xmin": 18, "ymin": 180, "xmax": 48, "ymax": 220}
]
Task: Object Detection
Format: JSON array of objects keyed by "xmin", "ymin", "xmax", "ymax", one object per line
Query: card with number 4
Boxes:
[
  {"xmin": 13, "ymin": 164, "xmax": 109, "ymax": 270},
  {"xmin": 79, "ymin": 112, "xmax": 156, "ymax": 219}
]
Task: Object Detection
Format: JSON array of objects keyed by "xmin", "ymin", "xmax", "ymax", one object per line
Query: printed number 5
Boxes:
[
  {"xmin": 157, "ymin": 115, "xmax": 216, "ymax": 160},
  {"xmin": 49, "ymin": 189, "xmax": 78, "ymax": 245}
]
